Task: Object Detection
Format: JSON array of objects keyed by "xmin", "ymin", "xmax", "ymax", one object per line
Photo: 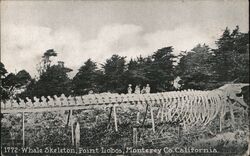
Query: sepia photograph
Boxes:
[{"xmin": 0, "ymin": 0, "xmax": 249, "ymax": 155}]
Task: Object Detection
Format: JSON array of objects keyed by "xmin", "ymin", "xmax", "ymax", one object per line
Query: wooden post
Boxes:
[
  {"xmin": 229, "ymin": 103, "xmax": 236, "ymax": 130},
  {"xmin": 219, "ymin": 110, "xmax": 224, "ymax": 132},
  {"xmin": 95, "ymin": 116, "xmax": 98, "ymax": 124},
  {"xmin": 150, "ymin": 107, "xmax": 155, "ymax": 133},
  {"xmin": 113, "ymin": 106, "xmax": 118, "ymax": 132},
  {"xmin": 70, "ymin": 110, "xmax": 74, "ymax": 146},
  {"xmin": 22, "ymin": 112, "xmax": 25, "ymax": 147},
  {"xmin": 75, "ymin": 122, "xmax": 80, "ymax": 151},
  {"xmin": 107, "ymin": 107, "xmax": 113, "ymax": 129},
  {"xmin": 133, "ymin": 128, "xmax": 138, "ymax": 146}
]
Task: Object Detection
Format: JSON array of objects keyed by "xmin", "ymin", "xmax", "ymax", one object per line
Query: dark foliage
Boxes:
[
  {"xmin": 20, "ymin": 65, "xmax": 72, "ymax": 98},
  {"xmin": 102, "ymin": 54, "xmax": 127, "ymax": 93},
  {"xmin": 213, "ymin": 26, "xmax": 249, "ymax": 84},
  {"xmin": 72, "ymin": 59, "xmax": 102, "ymax": 95},
  {"xmin": 176, "ymin": 27, "xmax": 249, "ymax": 90}
]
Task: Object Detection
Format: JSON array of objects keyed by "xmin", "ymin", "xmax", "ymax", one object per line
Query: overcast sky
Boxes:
[{"xmin": 1, "ymin": 0, "xmax": 249, "ymax": 77}]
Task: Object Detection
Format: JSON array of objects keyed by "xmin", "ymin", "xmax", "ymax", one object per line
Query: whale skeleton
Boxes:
[{"xmin": 1, "ymin": 83, "xmax": 248, "ymax": 131}]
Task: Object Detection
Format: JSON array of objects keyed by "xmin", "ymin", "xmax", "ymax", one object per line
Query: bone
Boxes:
[
  {"xmin": 60, "ymin": 94, "xmax": 68, "ymax": 106},
  {"xmin": 19, "ymin": 99, "xmax": 26, "ymax": 108},
  {"xmin": 25, "ymin": 97, "xmax": 33, "ymax": 108},
  {"xmin": 47, "ymin": 96, "xmax": 55, "ymax": 107},
  {"xmin": 41, "ymin": 96, "xmax": 48, "ymax": 107},
  {"xmin": 33, "ymin": 97, "xmax": 41, "ymax": 107}
]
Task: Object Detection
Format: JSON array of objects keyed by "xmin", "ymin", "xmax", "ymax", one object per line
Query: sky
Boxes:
[{"xmin": 1, "ymin": 0, "xmax": 249, "ymax": 77}]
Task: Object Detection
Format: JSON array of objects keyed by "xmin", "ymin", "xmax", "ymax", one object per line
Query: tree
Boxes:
[
  {"xmin": 0, "ymin": 62, "xmax": 7, "ymax": 78},
  {"xmin": 176, "ymin": 44, "xmax": 216, "ymax": 90},
  {"xmin": 15, "ymin": 70, "xmax": 32, "ymax": 86},
  {"xmin": 124, "ymin": 56, "xmax": 151, "ymax": 89},
  {"xmin": 213, "ymin": 26, "xmax": 249, "ymax": 83},
  {"xmin": 102, "ymin": 54, "xmax": 126, "ymax": 93},
  {"xmin": 7, "ymin": 70, "xmax": 32, "ymax": 97},
  {"xmin": 0, "ymin": 62, "xmax": 32, "ymax": 100},
  {"xmin": 21, "ymin": 63, "xmax": 72, "ymax": 98},
  {"xmin": 146, "ymin": 46, "xmax": 176, "ymax": 92},
  {"xmin": 72, "ymin": 59, "xmax": 101, "ymax": 95},
  {"xmin": 0, "ymin": 62, "xmax": 9, "ymax": 101},
  {"xmin": 37, "ymin": 49, "xmax": 57, "ymax": 76},
  {"xmin": 20, "ymin": 49, "xmax": 73, "ymax": 98}
]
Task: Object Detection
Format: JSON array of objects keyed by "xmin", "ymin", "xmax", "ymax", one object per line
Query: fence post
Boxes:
[
  {"xmin": 22, "ymin": 112, "xmax": 25, "ymax": 147},
  {"xmin": 219, "ymin": 110, "xmax": 224, "ymax": 132},
  {"xmin": 229, "ymin": 103, "xmax": 236, "ymax": 130},
  {"xmin": 70, "ymin": 110, "xmax": 74, "ymax": 146},
  {"xmin": 113, "ymin": 105, "xmax": 118, "ymax": 132},
  {"xmin": 95, "ymin": 116, "xmax": 98, "ymax": 124},
  {"xmin": 133, "ymin": 128, "xmax": 138, "ymax": 146},
  {"xmin": 75, "ymin": 121, "xmax": 80, "ymax": 151},
  {"xmin": 150, "ymin": 107, "xmax": 155, "ymax": 133}
]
